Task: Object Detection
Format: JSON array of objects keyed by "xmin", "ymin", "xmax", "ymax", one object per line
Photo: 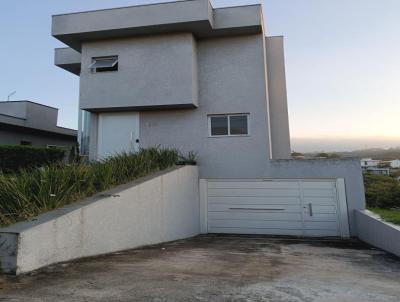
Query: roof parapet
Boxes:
[{"xmin": 52, "ymin": 0, "xmax": 262, "ymax": 51}]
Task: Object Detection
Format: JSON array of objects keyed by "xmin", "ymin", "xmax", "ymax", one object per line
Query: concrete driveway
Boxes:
[{"xmin": 0, "ymin": 235, "xmax": 399, "ymax": 302}]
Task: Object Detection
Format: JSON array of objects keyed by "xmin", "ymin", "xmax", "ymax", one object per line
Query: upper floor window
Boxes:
[
  {"xmin": 89, "ymin": 56, "xmax": 118, "ymax": 73},
  {"xmin": 208, "ymin": 114, "xmax": 249, "ymax": 137}
]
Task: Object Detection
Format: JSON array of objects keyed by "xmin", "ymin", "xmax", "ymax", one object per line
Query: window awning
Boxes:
[{"xmin": 89, "ymin": 57, "xmax": 118, "ymax": 69}]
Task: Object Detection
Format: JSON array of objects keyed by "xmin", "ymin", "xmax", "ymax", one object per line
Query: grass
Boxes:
[
  {"xmin": 369, "ymin": 208, "xmax": 400, "ymax": 225},
  {"xmin": 0, "ymin": 147, "xmax": 178, "ymax": 227}
]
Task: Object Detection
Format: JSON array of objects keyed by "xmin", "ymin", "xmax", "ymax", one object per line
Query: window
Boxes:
[
  {"xmin": 209, "ymin": 114, "xmax": 249, "ymax": 137},
  {"xmin": 89, "ymin": 56, "xmax": 118, "ymax": 73},
  {"xmin": 47, "ymin": 145, "xmax": 66, "ymax": 149},
  {"xmin": 79, "ymin": 110, "xmax": 91, "ymax": 156},
  {"xmin": 20, "ymin": 140, "xmax": 32, "ymax": 146}
]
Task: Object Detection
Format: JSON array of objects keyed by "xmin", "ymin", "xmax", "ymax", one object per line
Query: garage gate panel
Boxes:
[{"xmin": 206, "ymin": 179, "xmax": 347, "ymax": 237}]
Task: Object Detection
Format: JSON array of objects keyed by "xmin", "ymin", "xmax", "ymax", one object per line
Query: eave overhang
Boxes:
[{"xmin": 52, "ymin": 0, "xmax": 262, "ymax": 52}]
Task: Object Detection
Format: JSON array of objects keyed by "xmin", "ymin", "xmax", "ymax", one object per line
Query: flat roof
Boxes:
[
  {"xmin": 52, "ymin": 0, "xmax": 263, "ymax": 51},
  {"xmin": 1, "ymin": 100, "xmax": 59, "ymax": 111}
]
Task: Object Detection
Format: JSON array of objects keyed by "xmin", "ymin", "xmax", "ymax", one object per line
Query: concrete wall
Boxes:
[
  {"xmin": 266, "ymin": 36, "xmax": 291, "ymax": 159},
  {"xmin": 356, "ymin": 210, "xmax": 400, "ymax": 257},
  {"xmin": 24, "ymin": 102, "xmax": 59, "ymax": 132},
  {"xmin": 54, "ymin": 47, "xmax": 81, "ymax": 75},
  {"xmin": 0, "ymin": 166, "xmax": 200, "ymax": 274},
  {"xmin": 80, "ymin": 33, "xmax": 198, "ymax": 111}
]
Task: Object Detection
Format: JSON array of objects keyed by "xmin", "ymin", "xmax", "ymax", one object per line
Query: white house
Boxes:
[
  {"xmin": 360, "ymin": 158, "xmax": 380, "ymax": 168},
  {"xmin": 390, "ymin": 160, "xmax": 400, "ymax": 169},
  {"xmin": 363, "ymin": 167, "xmax": 390, "ymax": 176}
]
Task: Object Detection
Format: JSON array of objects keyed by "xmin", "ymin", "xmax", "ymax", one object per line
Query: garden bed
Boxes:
[{"xmin": 0, "ymin": 147, "xmax": 177, "ymax": 227}]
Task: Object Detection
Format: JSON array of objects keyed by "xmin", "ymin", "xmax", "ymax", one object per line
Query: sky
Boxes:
[{"xmin": 1, "ymin": 0, "xmax": 400, "ymax": 152}]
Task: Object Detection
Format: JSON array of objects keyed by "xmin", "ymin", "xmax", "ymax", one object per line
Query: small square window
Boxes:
[
  {"xmin": 89, "ymin": 56, "xmax": 118, "ymax": 73},
  {"xmin": 210, "ymin": 116, "xmax": 228, "ymax": 136},
  {"xmin": 230, "ymin": 115, "xmax": 248, "ymax": 135}
]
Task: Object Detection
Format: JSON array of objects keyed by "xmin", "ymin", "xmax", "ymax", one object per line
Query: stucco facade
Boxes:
[{"xmin": 53, "ymin": 0, "xmax": 365, "ymax": 236}]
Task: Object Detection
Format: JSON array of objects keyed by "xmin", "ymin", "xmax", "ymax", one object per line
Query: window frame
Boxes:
[
  {"xmin": 89, "ymin": 56, "xmax": 119, "ymax": 73},
  {"xmin": 208, "ymin": 113, "xmax": 250, "ymax": 138}
]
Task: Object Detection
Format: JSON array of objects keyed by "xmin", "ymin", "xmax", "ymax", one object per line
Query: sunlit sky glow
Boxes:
[{"xmin": 1, "ymin": 0, "xmax": 399, "ymax": 150}]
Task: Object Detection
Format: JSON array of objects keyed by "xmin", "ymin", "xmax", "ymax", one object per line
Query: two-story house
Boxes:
[{"xmin": 53, "ymin": 0, "xmax": 365, "ymax": 238}]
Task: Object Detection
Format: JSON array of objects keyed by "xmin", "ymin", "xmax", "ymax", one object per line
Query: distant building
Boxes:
[
  {"xmin": 0, "ymin": 101, "xmax": 77, "ymax": 148},
  {"xmin": 363, "ymin": 167, "xmax": 390, "ymax": 176},
  {"xmin": 360, "ymin": 158, "xmax": 380, "ymax": 168},
  {"xmin": 390, "ymin": 160, "xmax": 400, "ymax": 169}
]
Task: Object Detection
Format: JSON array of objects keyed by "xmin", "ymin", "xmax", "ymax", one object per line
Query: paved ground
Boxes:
[{"xmin": 1, "ymin": 235, "xmax": 400, "ymax": 302}]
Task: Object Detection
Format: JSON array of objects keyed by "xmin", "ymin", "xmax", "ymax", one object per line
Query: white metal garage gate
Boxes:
[{"xmin": 201, "ymin": 179, "xmax": 350, "ymax": 238}]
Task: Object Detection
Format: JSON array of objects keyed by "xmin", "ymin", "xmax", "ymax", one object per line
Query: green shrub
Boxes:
[
  {"xmin": 0, "ymin": 145, "xmax": 65, "ymax": 173},
  {"xmin": 0, "ymin": 147, "xmax": 178, "ymax": 227},
  {"xmin": 369, "ymin": 208, "xmax": 400, "ymax": 225},
  {"xmin": 364, "ymin": 173, "xmax": 400, "ymax": 208}
]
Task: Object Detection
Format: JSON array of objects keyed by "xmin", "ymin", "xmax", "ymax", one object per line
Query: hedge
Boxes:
[
  {"xmin": 364, "ymin": 173, "xmax": 400, "ymax": 209},
  {"xmin": 0, "ymin": 145, "xmax": 66, "ymax": 173}
]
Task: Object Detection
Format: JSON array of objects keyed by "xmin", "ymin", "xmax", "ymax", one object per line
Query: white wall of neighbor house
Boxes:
[{"xmin": 0, "ymin": 166, "xmax": 200, "ymax": 274}]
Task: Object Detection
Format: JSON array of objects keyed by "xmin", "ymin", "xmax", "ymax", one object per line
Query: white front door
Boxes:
[
  {"xmin": 97, "ymin": 112, "xmax": 140, "ymax": 159},
  {"xmin": 205, "ymin": 179, "xmax": 350, "ymax": 238}
]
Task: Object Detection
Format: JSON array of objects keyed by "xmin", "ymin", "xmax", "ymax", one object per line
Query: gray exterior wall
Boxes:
[
  {"xmin": 0, "ymin": 126, "xmax": 76, "ymax": 147},
  {"xmin": 0, "ymin": 102, "xmax": 27, "ymax": 119},
  {"xmin": 0, "ymin": 101, "xmax": 77, "ymax": 147},
  {"xmin": 139, "ymin": 34, "xmax": 271, "ymax": 177},
  {"xmin": 80, "ymin": 34, "xmax": 198, "ymax": 111},
  {"xmin": 24, "ymin": 102, "xmax": 58, "ymax": 132},
  {"xmin": 266, "ymin": 36, "xmax": 291, "ymax": 159}
]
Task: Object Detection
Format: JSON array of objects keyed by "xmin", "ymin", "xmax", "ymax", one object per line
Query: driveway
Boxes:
[{"xmin": 0, "ymin": 235, "xmax": 399, "ymax": 302}]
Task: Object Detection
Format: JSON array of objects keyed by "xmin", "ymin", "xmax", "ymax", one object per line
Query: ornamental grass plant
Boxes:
[{"xmin": 0, "ymin": 147, "xmax": 178, "ymax": 227}]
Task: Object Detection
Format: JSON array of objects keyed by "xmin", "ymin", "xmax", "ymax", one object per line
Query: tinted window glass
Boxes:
[
  {"xmin": 210, "ymin": 116, "xmax": 228, "ymax": 136},
  {"xmin": 230, "ymin": 115, "xmax": 248, "ymax": 135}
]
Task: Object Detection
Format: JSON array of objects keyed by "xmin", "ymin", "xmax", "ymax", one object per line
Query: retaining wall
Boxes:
[
  {"xmin": 0, "ymin": 166, "xmax": 200, "ymax": 274},
  {"xmin": 356, "ymin": 209, "xmax": 400, "ymax": 257}
]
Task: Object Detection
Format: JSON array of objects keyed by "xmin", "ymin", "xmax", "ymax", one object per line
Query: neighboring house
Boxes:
[
  {"xmin": 390, "ymin": 159, "xmax": 400, "ymax": 169},
  {"xmin": 360, "ymin": 158, "xmax": 380, "ymax": 168},
  {"xmin": 363, "ymin": 167, "xmax": 390, "ymax": 176},
  {"xmin": 52, "ymin": 0, "xmax": 365, "ymax": 238},
  {"xmin": 0, "ymin": 100, "xmax": 77, "ymax": 148}
]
